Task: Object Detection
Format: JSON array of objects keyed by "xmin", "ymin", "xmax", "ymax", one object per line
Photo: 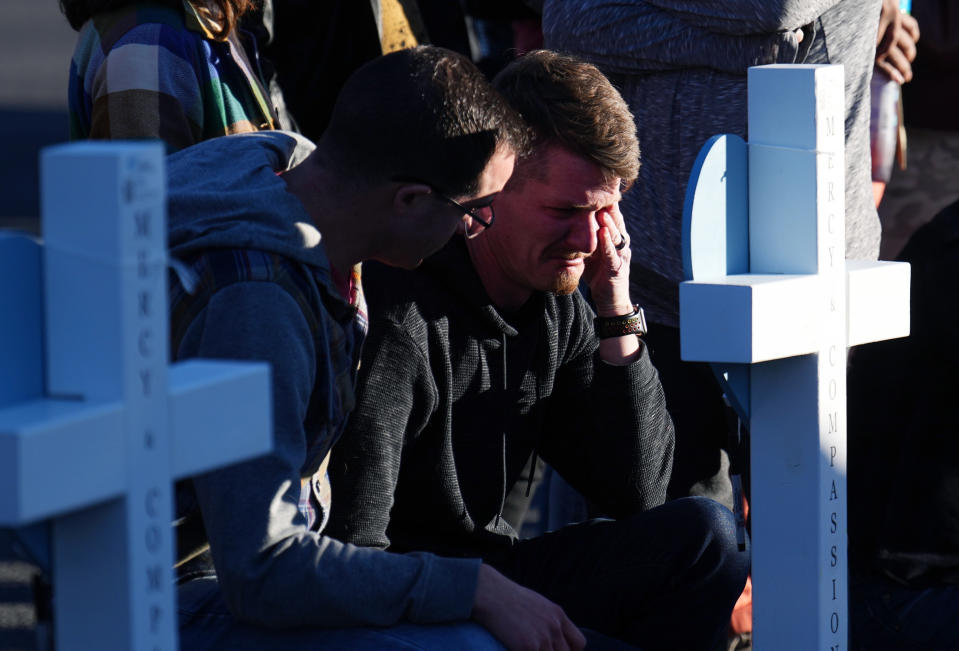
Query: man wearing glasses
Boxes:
[
  {"xmin": 164, "ymin": 46, "xmax": 588, "ymax": 650},
  {"xmin": 329, "ymin": 50, "xmax": 750, "ymax": 650}
]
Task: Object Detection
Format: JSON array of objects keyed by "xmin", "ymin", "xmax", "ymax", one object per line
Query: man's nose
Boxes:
[{"xmin": 567, "ymin": 211, "xmax": 598, "ymax": 253}]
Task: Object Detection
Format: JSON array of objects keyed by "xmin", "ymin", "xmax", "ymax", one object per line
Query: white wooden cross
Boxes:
[
  {"xmin": 0, "ymin": 141, "xmax": 273, "ymax": 650},
  {"xmin": 679, "ymin": 65, "xmax": 911, "ymax": 650}
]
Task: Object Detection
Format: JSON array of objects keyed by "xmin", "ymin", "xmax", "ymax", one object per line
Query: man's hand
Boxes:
[
  {"xmin": 876, "ymin": 0, "xmax": 920, "ymax": 84},
  {"xmin": 583, "ymin": 203, "xmax": 642, "ymax": 364},
  {"xmin": 472, "ymin": 564, "xmax": 586, "ymax": 651},
  {"xmin": 583, "ymin": 202, "xmax": 633, "ymax": 318}
]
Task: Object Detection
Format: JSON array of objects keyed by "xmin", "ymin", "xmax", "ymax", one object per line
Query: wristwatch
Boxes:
[{"xmin": 594, "ymin": 304, "xmax": 647, "ymax": 339}]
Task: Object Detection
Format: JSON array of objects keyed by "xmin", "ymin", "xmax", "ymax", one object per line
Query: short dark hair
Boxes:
[
  {"xmin": 493, "ymin": 50, "xmax": 639, "ymax": 189},
  {"xmin": 322, "ymin": 46, "xmax": 529, "ymax": 197},
  {"xmin": 60, "ymin": 0, "xmax": 255, "ymax": 38}
]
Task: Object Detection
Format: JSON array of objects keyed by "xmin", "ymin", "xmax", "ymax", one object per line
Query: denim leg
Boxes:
[
  {"xmin": 487, "ymin": 497, "xmax": 749, "ymax": 650},
  {"xmin": 851, "ymin": 574, "xmax": 959, "ymax": 650},
  {"xmin": 177, "ymin": 574, "xmax": 505, "ymax": 651}
]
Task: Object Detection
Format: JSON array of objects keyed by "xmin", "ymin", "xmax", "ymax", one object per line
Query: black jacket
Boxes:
[{"xmin": 329, "ymin": 238, "xmax": 674, "ymax": 558}]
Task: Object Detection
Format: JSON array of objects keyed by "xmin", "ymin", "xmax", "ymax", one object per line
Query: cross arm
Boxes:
[
  {"xmin": 169, "ymin": 359, "xmax": 272, "ymax": 479},
  {"xmin": 846, "ymin": 260, "xmax": 910, "ymax": 347},
  {"xmin": 680, "ymin": 273, "xmax": 824, "ymax": 363},
  {"xmin": 0, "ymin": 399, "xmax": 125, "ymax": 525},
  {"xmin": 0, "ymin": 360, "xmax": 272, "ymax": 526},
  {"xmin": 680, "ymin": 259, "xmax": 912, "ymax": 365}
]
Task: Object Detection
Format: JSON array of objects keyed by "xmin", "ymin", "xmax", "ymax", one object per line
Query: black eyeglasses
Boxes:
[{"xmin": 393, "ymin": 177, "xmax": 495, "ymax": 239}]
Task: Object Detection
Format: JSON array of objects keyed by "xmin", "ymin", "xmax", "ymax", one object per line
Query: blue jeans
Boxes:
[
  {"xmin": 178, "ymin": 575, "xmax": 635, "ymax": 650},
  {"xmin": 177, "ymin": 574, "xmax": 505, "ymax": 650},
  {"xmin": 851, "ymin": 573, "xmax": 959, "ymax": 650}
]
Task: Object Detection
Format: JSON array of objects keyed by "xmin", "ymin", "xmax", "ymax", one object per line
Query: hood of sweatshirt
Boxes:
[{"xmin": 166, "ymin": 131, "xmax": 326, "ymax": 268}]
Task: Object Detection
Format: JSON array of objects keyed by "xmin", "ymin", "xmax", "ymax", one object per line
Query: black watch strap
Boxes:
[{"xmin": 594, "ymin": 305, "xmax": 647, "ymax": 339}]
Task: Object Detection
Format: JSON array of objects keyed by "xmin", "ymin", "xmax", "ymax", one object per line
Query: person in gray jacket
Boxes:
[
  {"xmin": 329, "ymin": 50, "xmax": 749, "ymax": 650},
  {"xmin": 544, "ymin": 0, "xmax": 884, "ymax": 510},
  {"xmin": 166, "ymin": 45, "xmax": 588, "ymax": 650}
]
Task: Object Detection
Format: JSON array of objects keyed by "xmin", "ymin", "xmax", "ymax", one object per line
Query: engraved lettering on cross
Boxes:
[
  {"xmin": 0, "ymin": 141, "xmax": 272, "ymax": 650},
  {"xmin": 678, "ymin": 65, "xmax": 910, "ymax": 649},
  {"xmin": 139, "ymin": 290, "xmax": 151, "ymax": 318},
  {"xmin": 145, "ymin": 524, "xmax": 162, "ymax": 553},
  {"xmin": 150, "ymin": 605, "xmax": 163, "ymax": 633},
  {"xmin": 146, "ymin": 565, "xmax": 164, "ymax": 592},
  {"xmin": 145, "ymin": 488, "xmax": 160, "ymax": 517},
  {"xmin": 135, "ymin": 210, "xmax": 151, "ymax": 238}
]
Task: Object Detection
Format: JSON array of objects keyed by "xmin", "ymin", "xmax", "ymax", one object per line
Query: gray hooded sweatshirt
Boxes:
[
  {"xmin": 166, "ymin": 131, "xmax": 480, "ymax": 628},
  {"xmin": 544, "ymin": 0, "xmax": 882, "ymax": 327}
]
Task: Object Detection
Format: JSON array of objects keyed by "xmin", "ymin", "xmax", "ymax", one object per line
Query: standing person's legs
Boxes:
[
  {"xmin": 178, "ymin": 574, "xmax": 505, "ymax": 650},
  {"xmin": 486, "ymin": 497, "xmax": 749, "ymax": 650}
]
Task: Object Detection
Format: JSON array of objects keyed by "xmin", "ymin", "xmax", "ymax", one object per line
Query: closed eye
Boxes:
[{"xmin": 548, "ymin": 206, "xmax": 583, "ymax": 217}]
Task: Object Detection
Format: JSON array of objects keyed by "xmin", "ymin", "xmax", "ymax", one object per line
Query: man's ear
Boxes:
[{"xmin": 393, "ymin": 183, "xmax": 432, "ymax": 214}]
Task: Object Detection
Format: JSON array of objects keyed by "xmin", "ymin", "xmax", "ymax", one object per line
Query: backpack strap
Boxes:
[
  {"xmin": 169, "ymin": 248, "xmax": 319, "ymax": 358},
  {"xmin": 169, "ymin": 248, "xmax": 328, "ymax": 567}
]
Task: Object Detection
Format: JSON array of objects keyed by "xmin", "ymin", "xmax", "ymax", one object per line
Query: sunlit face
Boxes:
[
  {"xmin": 483, "ymin": 144, "xmax": 621, "ymax": 296},
  {"xmin": 399, "ymin": 147, "xmax": 515, "ymax": 268}
]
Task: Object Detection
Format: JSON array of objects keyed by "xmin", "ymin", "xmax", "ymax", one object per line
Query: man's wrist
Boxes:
[
  {"xmin": 594, "ymin": 301, "xmax": 636, "ymax": 318},
  {"xmin": 594, "ymin": 305, "xmax": 647, "ymax": 339}
]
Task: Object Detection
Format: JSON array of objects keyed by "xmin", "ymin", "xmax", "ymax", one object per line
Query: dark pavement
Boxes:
[{"xmin": 0, "ymin": 544, "xmax": 40, "ymax": 651}]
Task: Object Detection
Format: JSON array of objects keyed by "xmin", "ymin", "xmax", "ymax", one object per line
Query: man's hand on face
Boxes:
[
  {"xmin": 583, "ymin": 202, "xmax": 634, "ymax": 318},
  {"xmin": 472, "ymin": 564, "xmax": 586, "ymax": 651}
]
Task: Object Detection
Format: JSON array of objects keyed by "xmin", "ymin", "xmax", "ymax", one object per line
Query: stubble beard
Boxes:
[
  {"xmin": 549, "ymin": 268, "xmax": 583, "ymax": 295},
  {"xmin": 542, "ymin": 250, "xmax": 587, "ymax": 295}
]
